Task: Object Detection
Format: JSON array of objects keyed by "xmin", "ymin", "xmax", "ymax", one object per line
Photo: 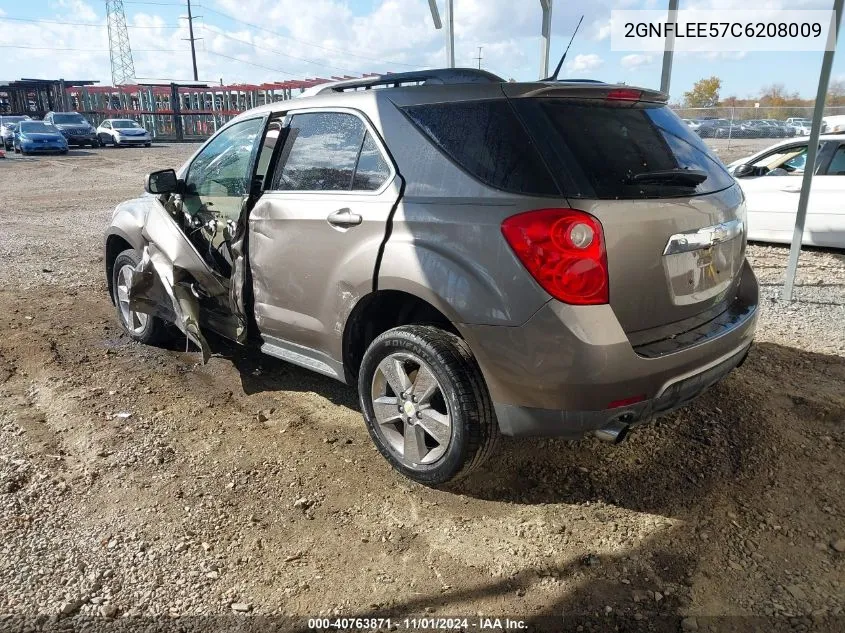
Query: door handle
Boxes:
[
  {"xmin": 327, "ymin": 208, "xmax": 362, "ymax": 227},
  {"xmin": 781, "ymin": 185, "xmax": 801, "ymax": 193}
]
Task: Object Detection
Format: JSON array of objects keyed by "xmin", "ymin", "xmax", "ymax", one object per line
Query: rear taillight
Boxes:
[{"xmin": 501, "ymin": 208, "xmax": 608, "ymax": 305}]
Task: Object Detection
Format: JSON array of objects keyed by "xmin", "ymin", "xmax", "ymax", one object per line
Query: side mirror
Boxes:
[
  {"xmin": 733, "ymin": 164, "xmax": 755, "ymax": 178},
  {"xmin": 145, "ymin": 168, "xmax": 179, "ymax": 194}
]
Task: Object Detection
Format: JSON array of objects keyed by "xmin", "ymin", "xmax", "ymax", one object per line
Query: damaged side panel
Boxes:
[{"xmin": 127, "ymin": 200, "xmax": 244, "ymax": 362}]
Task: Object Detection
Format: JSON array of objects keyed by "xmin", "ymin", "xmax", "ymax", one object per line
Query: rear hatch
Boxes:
[{"xmin": 504, "ymin": 84, "xmax": 744, "ymax": 334}]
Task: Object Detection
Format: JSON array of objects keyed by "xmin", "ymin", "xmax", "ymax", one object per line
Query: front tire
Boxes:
[
  {"xmin": 358, "ymin": 325, "xmax": 498, "ymax": 486},
  {"xmin": 111, "ymin": 249, "xmax": 168, "ymax": 345}
]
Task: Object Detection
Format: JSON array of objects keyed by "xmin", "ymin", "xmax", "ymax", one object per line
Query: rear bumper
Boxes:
[
  {"xmin": 460, "ymin": 260, "xmax": 758, "ymax": 438},
  {"xmin": 492, "ymin": 344, "xmax": 750, "ymax": 437}
]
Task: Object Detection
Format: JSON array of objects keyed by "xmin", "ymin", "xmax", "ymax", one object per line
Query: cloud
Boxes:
[
  {"xmin": 55, "ymin": 0, "xmax": 98, "ymax": 22},
  {"xmin": 620, "ymin": 53, "xmax": 654, "ymax": 70},
  {"xmin": 566, "ymin": 53, "xmax": 604, "ymax": 73},
  {"xmin": 593, "ymin": 19, "xmax": 612, "ymax": 41}
]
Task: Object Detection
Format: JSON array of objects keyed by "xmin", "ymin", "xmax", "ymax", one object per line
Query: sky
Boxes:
[{"xmin": 0, "ymin": 0, "xmax": 843, "ymax": 103}]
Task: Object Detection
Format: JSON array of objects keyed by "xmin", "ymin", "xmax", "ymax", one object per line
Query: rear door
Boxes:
[
  {"xmin": 248, "ymin": 108, "xmax": 400, "ymax": 373},
  {"xmin": 739, "ymin": 142, "xmax": 809, "ymax": 242},
  {"xmin": 508, "ymin": 91, "xmax": 745, "ymax": 334},
  {"xmin": 804, "ymin": 142, "xmax": 845, "ymax": 247}
]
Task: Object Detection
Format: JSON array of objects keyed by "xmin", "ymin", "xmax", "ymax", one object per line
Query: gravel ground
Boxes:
[
  {"xmin": 706, "ymin": 138, "xmax": 777, "ymax": 165},
  {"xmin": 0, "ymin": 146, "xmax": 843, "ymax": 633}
]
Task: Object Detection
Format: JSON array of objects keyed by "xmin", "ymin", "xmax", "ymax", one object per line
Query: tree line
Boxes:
[{"xmin": 678, "ymin": 76, "xmax": 845, "ymax": 116}]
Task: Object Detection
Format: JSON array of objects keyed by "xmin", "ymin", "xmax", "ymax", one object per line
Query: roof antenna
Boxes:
[{"xmin": 545, "ymin": 15, "xmax": 584, "ymax": 81}]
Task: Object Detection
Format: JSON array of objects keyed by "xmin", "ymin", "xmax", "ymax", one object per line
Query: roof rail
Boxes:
[{"xmin": 310, "ymin": 68, "xmax": 504, "ymax": 95}]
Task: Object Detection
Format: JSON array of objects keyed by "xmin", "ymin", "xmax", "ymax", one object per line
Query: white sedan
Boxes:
[
  {"xmin": 96, "ymin": 119, "xmax": 152, "ymax": 147},
  {"xmin": 726, "ymin": 134, "xmax": 845, "ymax": 248}
]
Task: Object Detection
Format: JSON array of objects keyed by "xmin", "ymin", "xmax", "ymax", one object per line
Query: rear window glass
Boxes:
[
  {"xmin": 401, "ymin": 100, "xmax": 560, "ymax": 196},
  {"xmin": 273, "ymin": 112, "xmax": 365, "ymax": 191},
  {"xmin": 513, "ymin": 99, "xmax": 735, "ymax": 199}
]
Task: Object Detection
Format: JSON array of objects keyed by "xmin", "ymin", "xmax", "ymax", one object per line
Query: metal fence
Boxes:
[{"xmin": 671, "ymin": 105, "xmax": 845, "ymax": 146}]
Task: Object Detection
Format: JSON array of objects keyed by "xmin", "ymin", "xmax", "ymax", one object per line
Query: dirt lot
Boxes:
[
  {"xmin": 706, "ymin": 137, "xmax": 777, "ymax": 165},
  {"xmin": 0, "ymin": 145, "xmax": 843, "ymax": 632}
]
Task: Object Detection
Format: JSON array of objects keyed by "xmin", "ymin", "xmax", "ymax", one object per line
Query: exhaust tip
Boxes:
[{"xmin": 594, "ymin": 419, "xmax": 630, "ymax": 444}]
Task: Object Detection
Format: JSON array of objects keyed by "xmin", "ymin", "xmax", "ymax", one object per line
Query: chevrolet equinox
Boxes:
[{"xmin": 104, "ymin": 69, "xmax": 759, "ymax": 485}]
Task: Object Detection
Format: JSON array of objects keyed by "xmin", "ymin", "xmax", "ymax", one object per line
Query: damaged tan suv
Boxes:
[{"xmin": 105, "ymin": 69, "xmax": 758, "ymax": 485}]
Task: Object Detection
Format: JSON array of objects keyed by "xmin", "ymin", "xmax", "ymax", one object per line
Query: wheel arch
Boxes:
[
  {"xmin": 342, "ymin": 289, "xmax": 460, "ymax": 384},
  {"xmin": 104, "ymin": 230, "xmax": 142, "ymax": 301}
]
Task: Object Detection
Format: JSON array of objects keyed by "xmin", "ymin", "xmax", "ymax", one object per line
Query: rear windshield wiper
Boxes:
[{"xmin": 628, "ymin": 169, "xmax": 708, "ymax": 186}]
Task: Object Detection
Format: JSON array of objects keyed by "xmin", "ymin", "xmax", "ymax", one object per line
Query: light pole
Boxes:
[
  {"xmin": 540, "ymin": 0, "xmax": 553, "ymax": 78},
  {"xmin": 428, "ymin": 0, "xmax": 455, "ymax": 67}
]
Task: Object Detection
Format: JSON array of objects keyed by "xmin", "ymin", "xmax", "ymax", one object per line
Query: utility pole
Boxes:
[
  {"xmin": 474, "ymin": 46, "xmax": 483, "ymax": 69},
  {"xmin": 182, "ymin": 0, "xmax": 200, "ymax": 81}
]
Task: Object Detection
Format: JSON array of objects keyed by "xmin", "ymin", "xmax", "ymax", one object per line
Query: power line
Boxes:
[
  {"xmin": 212, "ymin": 30, "xmax": 364, "ymax": 75},
  {"xmin": 0, "ymin": 44, "xmax": 182, "ymax": 52},
  {"xmin": 203, "ymin": 50, "xmax": 302, "ymax": 77},
  {"xmin": 198, "ymin": 4, "xmax": 419, "ymax": 69},
  {"xmin": 0, "ymin": 16, "xmax": 179, "ymax": 28}
]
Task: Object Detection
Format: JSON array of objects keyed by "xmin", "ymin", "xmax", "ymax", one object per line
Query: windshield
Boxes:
[
  {"xmin": 112, "ymin": 120, "xmax": 141, "ymax": 129},
  {"xmin": 52, "ymin": 113, "xmax": 87, "ymax": 125},
  {"xmin": 20, "ymin": 122, "xmax": 58, "ymax": 134},
  {"xmin": 1, "ymin": 116, "xmax": 28, "ymax": 125},
  {"xmin": 511, "ymin": 99, "xmax": 735, "ymax": 199}
]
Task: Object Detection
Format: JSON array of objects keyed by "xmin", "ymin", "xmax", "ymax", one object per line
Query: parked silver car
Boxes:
[
  {"xmin": 1, "ymin": 115, "xmax": 31, "ymax": 150},
  {"xmin": 96, "ymin": 118, "xmax": 152, "ymax": 147},
  {"xmin": 104, "ymin": 69, "xmax": 759, "ymax": 484}
]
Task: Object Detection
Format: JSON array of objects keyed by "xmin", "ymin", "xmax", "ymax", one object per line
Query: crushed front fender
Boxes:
[{"xmin": 123, "ymin": 201, "xmax": 245, "ymax": 363}]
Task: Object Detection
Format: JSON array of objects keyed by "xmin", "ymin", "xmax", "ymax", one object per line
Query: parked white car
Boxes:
[
  {"xmin": 726, "ymin": 135, "xmax": 845, "ymax": 248},
  {"xmin": 96, "ymin": 119, "xmax": 152, "ymax": 147},
  {"xmin": 784, "ymin": 117, "xmax": 832, "ymax": 136},
  {"xmin": 823, "ymin": 115, "xmax": 845, "ymax": 134}
]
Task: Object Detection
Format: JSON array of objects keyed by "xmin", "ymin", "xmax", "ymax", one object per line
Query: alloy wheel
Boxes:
[
  {"xmin": 116, "ymin": 264, "xmax": 148, "ymax": 335},
  {"xmin": 370, "ymin": 352, "xmax": 452, "ymax": 467}
]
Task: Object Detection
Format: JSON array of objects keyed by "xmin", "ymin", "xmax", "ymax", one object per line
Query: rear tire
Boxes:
[
  {"xmin": 358, "ymin": 325, "xmax": 498, "ymax": 486},
  {"xmin": 111, "ymin": 249, "xmax": 169, "ymax": 345}
]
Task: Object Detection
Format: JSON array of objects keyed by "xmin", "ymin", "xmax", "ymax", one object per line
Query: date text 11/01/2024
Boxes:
[{"xmin": 307, "ymin": 617, "xmax": 528, "ymax": 630}]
